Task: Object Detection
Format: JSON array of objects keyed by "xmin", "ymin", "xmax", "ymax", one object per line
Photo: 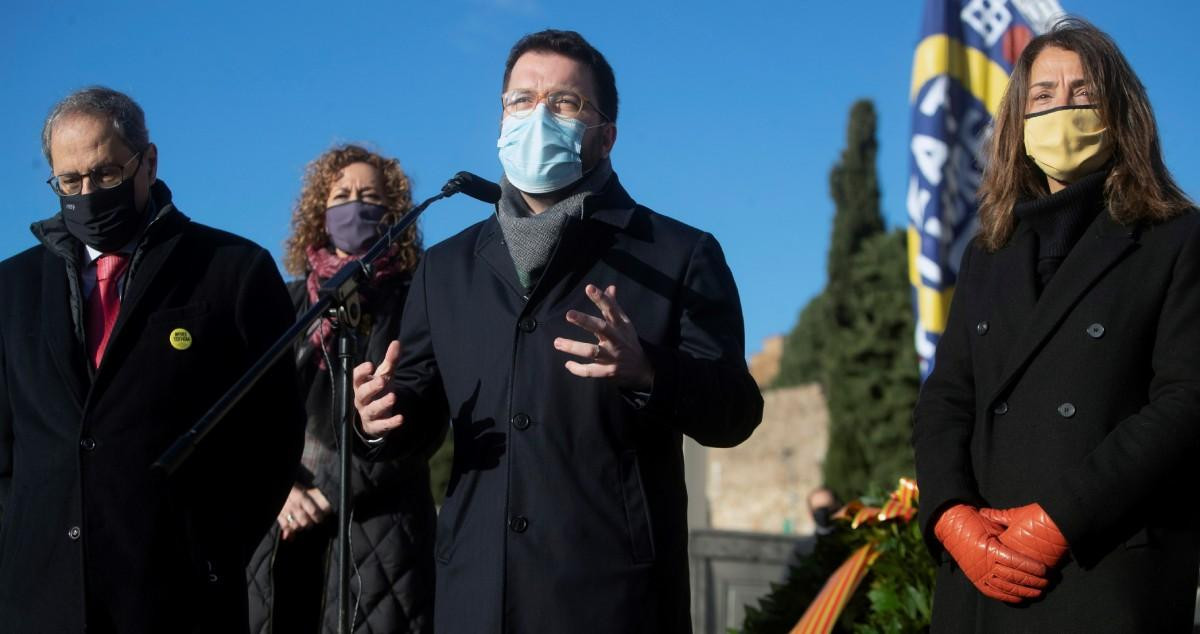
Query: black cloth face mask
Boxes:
[
  {"xmin": 59, "ymin": 175, "xmax": 146, "ymax": 253},
  {"xmin": 812, "ymin": 506, "xmax": 835, "ymax": 530}
]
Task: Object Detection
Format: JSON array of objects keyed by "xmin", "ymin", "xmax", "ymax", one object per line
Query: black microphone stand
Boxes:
[{"xmin": 154, "ymin": 172, "xmax": 486, "ymax": 634}]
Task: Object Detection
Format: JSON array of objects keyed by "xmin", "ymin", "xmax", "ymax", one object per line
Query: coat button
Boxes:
[
  {"xmin": 993, "ymin": 401, "xmax": 1009, "ymax": 415},
  {"xmin": 511, "ymin": 413, "xmax": 531, "ymax": 430},
  {"xmin": 80, "ymin": 437, "xmax": 96, "ymax": 451},
  {"xmin": 68, "ymin": 526, "xmax": 81, "ymax": 540},
  {"xmin": 976, "ymin": 321, "xmax": 989, "ymax": 335},
  {"xmin": 518, "ymin": 317, "xmax": 537, "ymax": 333},
  {"xmin": 1058, "ymin": 403, "xmax": 1076, "ymax": 418},
  {"xmin": 1086, "ymin": 323, "xmax": 1105, "ymax": 339},
  {"xmin": 508, "ymin": 515, "xmax": 529, "ymax": 533}
]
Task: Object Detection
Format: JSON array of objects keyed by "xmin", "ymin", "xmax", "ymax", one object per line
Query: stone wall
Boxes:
[
  {"xmin": 706, "ymin": 383, "xmax": 828, "ymax": 535},
  {"xmin": 747, "ymin": 334, "xmax": 784, "ymax": 387}
]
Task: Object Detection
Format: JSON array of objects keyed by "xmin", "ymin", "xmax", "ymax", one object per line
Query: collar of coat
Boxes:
[
  {"xmin": 473, "ymin": 171, "xmax": 639, "ymax": 302},
  {"xmin": 476, "ymin": 171, "xmax": 637, "ymax": 250},
  {"xmin": 986, "ymin": 197, "xmax": 1142, "ymax": 405}
]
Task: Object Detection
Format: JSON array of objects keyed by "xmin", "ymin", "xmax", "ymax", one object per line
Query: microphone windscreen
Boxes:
[{"xmin": 447, "ymin": 172, "xmax": 502, "ymax": 204}]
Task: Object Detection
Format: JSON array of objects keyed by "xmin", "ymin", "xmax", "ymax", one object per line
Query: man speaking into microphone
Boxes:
[{"xmin": 354, "ymin": 30, "xmax": 763, "ymax": 632}]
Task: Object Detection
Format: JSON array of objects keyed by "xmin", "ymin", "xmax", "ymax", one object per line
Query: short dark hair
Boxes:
[
  {"xmin": 503, "ymin": 29, "xmax": 619, "ymax": 122},
  {"xmin": 42, "ymin": 86, "xmax": 149, "ymax": 166}
]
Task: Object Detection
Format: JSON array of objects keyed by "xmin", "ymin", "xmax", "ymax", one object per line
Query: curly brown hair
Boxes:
[{"xmin": 283, "ymin": 144, "xmax": 422, "ymax": 276}]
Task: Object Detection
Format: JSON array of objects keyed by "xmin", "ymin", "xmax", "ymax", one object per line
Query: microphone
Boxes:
[
  {"xmin": 156, "ymin": 169, "xmax": 479, "ymax": 476},
  {"xmin": 443, "ymin": 171, "xmax": 501, "ymax": 204}
]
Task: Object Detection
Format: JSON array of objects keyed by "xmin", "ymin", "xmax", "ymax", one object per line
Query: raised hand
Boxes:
[
  {"xmin": 980, "ymin": 503, "xmax": 1070, "ymax": 569},
  {"xmin": 934, "ymin": 503, "xmax": 1051, "ymax": 603},
  {"xmin": 352, "ymin": 339, "xmax": 404, "ymax": 438},
  {"xmin": 554, "ymin": 284, "xmax": 654, "ymax": 391}
]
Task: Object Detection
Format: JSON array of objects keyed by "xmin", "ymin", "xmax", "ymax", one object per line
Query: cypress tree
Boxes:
[
  {"xmin": 822, "ymin": 230, "xmax": 919, "ymax": 501},
  {"xmin": 772, "ymin": 99, "xmax": 919, "ymax": 501},
  {"xmin": 774, "ymin": 293, "xmax": 829, "ymax": 387},
  {"xmin": 826, "ymin": 100, "xmax": 884, "ymax": 296},
  {"xmin": 775, "ymin": 100, "xmax": 885, "ymax": 391}
]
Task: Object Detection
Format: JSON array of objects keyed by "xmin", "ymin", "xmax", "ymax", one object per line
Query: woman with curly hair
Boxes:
[{"xmin": 247, "ymin": 144, "xmax": 443, "ymax": 634}]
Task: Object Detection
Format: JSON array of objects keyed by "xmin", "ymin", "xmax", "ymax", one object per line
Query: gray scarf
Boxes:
[{"xmin": 496, "ymin": 160, "xmax": 613, "ymax": 290}]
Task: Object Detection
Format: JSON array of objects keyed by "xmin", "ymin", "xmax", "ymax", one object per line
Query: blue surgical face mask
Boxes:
[{"xmin": 497, "ymin": 104, "xmax": 586, "ymax": 194}]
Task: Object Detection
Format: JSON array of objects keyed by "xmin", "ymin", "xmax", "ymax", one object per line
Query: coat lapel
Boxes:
[
  {"xmin": 523, "ymin": 180, "xmax": 637, "ymax": 311},
  {"xmin": 40, "ymin": 251, "xmax": 88, "ymax": 412},
  {"xmin": 475, "ymin": 216, "xmax": 528, "ymax": 299},
  {"xmin": 987, "ymin": 212, "xmax": 1138, "ymax": 404},
  {"xmin": 989, "ymin": 223, "xmax": 1038, "ymax": 370},
  {"xmin": 477, "ymin": 176, "xmax": 638, "ymax": 310},
  {"xmin": 94, "ymin": 214, "xmax": 186, "ymax": 382}
]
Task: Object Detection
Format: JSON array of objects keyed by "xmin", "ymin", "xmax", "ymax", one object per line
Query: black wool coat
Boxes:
[
  {"xmin": 366, "ymin": 175, "xmax": 764, "ymax": 633},
  {"xmin": 913, "ymin": 206, "xmax": 1200, "ymax": 633},
  {"xmin": 0, "ymin": 181, "xmax": 305, "ymax": 633}
]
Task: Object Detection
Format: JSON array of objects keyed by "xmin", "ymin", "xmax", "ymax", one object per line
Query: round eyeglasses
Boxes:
[{"xmin": 501, "ymin": 89, "xmax": 610, "ymax": 122}]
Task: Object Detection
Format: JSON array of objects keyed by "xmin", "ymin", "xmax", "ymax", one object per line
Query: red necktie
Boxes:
[{"xmin": 86, "ymin": 253, "xmax": 129, "ymax": 368}]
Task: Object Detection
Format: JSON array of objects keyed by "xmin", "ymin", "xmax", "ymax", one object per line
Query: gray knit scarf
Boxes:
[{"xmin": 496, "ymin": 159, "xmax": 613, "ymax": 290}]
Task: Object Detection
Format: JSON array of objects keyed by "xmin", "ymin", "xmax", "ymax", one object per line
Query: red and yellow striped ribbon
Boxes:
[
  {"xmin": 790, "ymin": 478, "xmax": 919, "ymax": 634},
  {"xmin": 789, "ymin": 544, "xmax": 880, "ymax": 634}
]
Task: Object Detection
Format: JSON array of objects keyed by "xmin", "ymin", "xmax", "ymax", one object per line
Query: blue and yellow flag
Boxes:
[{"xmin": 908, "ymin": 0, "xmax": 1064, "ymax": 379}]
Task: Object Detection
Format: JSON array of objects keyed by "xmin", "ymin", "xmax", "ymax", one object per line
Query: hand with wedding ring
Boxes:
[
  {"xmin": 276, "ymin": 484, "xmax": 332, "ymax": 540},
  {"xmin": 554, "ymin": 284, "xmax": 654, "ymax": 391}
]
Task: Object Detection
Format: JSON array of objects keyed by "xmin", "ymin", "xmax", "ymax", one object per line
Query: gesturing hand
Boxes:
[
  {"xmin": 934, "ymin": 504, "xmax": 1050, "ymax": 603},
  {"xmin": 980, "ymin": 503, "xmax": 1070, "ymax": 569},
  {"xmin": 352, "ymin": 340, "xmax": 405, "ymax": 438},
  {"xmin": 277, "ymin": 485, "xmax": 332, "ymax": 541},
  {"xmin": 554, "ymin": 284, "xmax": 654, "ymax": 391}
]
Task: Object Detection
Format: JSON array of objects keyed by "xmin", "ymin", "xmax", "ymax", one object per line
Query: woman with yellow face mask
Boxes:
[{"xmin": 912, "ymin": 17, "xmax": 1198, "ymax": 633}]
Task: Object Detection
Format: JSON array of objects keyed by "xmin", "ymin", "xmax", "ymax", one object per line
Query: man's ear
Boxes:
[
  {"xmin": 601, "ymin": 123, "xmax": 617, "ymax": 159},
  {"xmin": 144, "ymin": 143, "xmax": 158, "ymax": 182}
]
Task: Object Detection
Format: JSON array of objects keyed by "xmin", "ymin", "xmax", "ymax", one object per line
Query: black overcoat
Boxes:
[
  {"xmin": 367, "ymin": 176, "xmax": 764, "ymax": 633},
  {"xmin": 913, "ymin": 208, "xmax": 1200, "ymax": 632},
  {"xmin": 0, "ymin": 182, "xmax": 304, "ymax": 633}
]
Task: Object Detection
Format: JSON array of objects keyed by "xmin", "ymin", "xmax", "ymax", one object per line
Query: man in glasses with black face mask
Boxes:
[
  {"xmin": 353, "ymin": 30, "xmax": 764, "ymax": 632},
  {"xmin": 0, "ymin": 86, "xmax": 305, "ymax": 633}
]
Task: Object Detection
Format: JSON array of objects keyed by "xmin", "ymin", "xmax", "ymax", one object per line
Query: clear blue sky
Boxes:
[{"xmin": 3, "ymin": 1, "xmax": 1197, "ymax": 356}]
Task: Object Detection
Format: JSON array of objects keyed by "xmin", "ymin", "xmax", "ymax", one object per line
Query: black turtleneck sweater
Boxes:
[{"xmin": 1012, "ymin": 171, "xmax": 1107, "ymax": 294}]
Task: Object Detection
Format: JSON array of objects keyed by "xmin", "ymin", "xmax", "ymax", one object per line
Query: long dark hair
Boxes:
[{"xmin": 977, "ymin": 18, "xmax": 1192, "ymax": 251}]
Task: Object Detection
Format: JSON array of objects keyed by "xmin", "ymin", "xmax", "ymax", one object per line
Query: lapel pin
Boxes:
[{"xmin": 169, "ymin": 328, "xmax": 193, "ymax": 351}]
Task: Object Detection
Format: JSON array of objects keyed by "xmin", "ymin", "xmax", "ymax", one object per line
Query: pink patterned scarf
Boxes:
[{"xmin": 304, "ymin": 244, "xmax": 407, "ymax": 366}]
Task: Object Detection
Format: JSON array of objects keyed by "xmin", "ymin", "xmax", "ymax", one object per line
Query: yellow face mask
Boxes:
[{"xmin": 1023, "ymin": 105, "xmax": 1113, "ymax": 184}]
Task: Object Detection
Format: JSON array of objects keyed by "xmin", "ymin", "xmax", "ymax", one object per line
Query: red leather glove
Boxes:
[
  {"xmin": 934, "ymin": 504, "xmax": 1050, "ymax": 603},
  {"xmin": 980, "ymin": 503, "xmax": 1070, "ymax": 569}
]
